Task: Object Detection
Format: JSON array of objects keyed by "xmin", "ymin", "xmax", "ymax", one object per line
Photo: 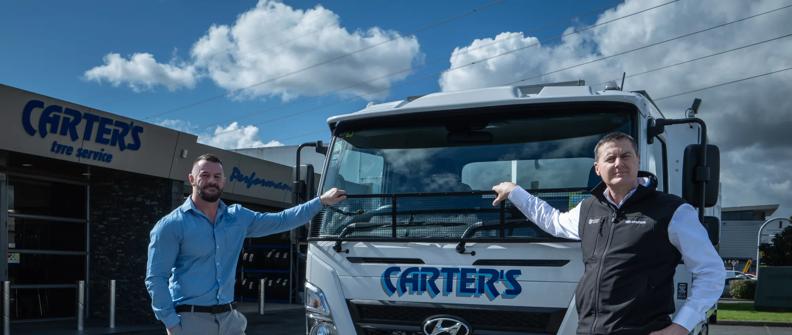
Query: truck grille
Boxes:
[{"xmin": 347, "ymin": 300, "xmax": 566, "ymax": 335}]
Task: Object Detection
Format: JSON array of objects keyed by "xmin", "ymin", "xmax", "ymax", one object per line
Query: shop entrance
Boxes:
[{"xmin": 2, "ymin": 170, "xmax": 88, "ymax": 322}]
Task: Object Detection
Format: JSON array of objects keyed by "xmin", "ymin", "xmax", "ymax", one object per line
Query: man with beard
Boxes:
[{"xmin": 146, "ymin": 154, "xmax": 346, "ymax": 335}]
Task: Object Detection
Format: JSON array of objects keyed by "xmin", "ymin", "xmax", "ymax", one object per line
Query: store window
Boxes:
[{"xmin": 6, "ymin": 174, "xmax": 88, "ymax": 320}]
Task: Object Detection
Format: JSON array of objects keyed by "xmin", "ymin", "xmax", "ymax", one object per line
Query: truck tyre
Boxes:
[
  {"xmin": 708, "ymin": 310, "xmax": 717, "ymax": 325},
  {"xmin": 700, "ymin": 322, "xmax": 709, "ymax": 335}
]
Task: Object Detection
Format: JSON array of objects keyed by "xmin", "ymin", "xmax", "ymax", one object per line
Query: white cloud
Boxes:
[
  {"xmin": 440, "ymin": 0, "xmax": 792, "ymax": 218},
  {"xmin": 85, "ymin": 0, "xmax": 421, "ymax": 100},
  {"xmin": 202, "ymin": 122, "xmax": 268, "ymax": 149},
  {"xmin": 262, "ymin": 139, "xmax": 285, "ymax": 147},
  {"xmin": 83, "ymin": 53, "xmax": 197, "ymax": 91},
  {"xmin": 439, "ymin": 32, "xmax": 551, "ymax": 91},
  {"xmin": 191, "ymin": 0, "xmax": 420, "ymax": 100},
  {"xmin": 158, "ymin": 119, "xmax": 284, "ymax": 150},
  {"xmin": 157, "ymin": 119, "xmax": 199, "ymax": 133}
]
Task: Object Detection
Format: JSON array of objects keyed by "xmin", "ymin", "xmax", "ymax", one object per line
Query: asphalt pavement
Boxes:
[
  {"xmin": 8, "ymin": 306, "xmax": 792, "ymax": 335},
  {"xmin": 711, "ymin": 324, "xmax": 792, "ymax": 335},
  {"xmin": 8, "ymin": 303, "xmax": 306, "ymax": 335}
]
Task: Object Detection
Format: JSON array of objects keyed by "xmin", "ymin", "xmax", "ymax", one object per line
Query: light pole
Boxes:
[{"xmin": 755, "ymin": 217, "xmax": 792, "ymax": 278}]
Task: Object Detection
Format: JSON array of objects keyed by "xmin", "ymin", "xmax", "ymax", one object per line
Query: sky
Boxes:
[{"xmin": 2, "ymin": 0, "xmax": 791, "ymax": 219}]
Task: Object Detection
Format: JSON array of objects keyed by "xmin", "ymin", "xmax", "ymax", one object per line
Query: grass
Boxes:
[{"xmin": 718, "ymin": 302, "xmax": 792, "ymax": 323}]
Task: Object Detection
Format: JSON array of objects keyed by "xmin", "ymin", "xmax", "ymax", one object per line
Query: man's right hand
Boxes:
[
  {"xmin": 320, "ymin": 187, "xmax": 347, "ymax": 206},
  {"xmin": 491, "ymin": 182, "xmax": 518, "ymax": 206},
  {"xmin": 166, "ymin": 327, "xmax": 176, "ymax": 335}
]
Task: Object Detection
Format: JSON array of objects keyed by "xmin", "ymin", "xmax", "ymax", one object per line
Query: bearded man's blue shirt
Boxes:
[{"xmin": 145, "ymin": 197, "xmax": 322, "ymax": 328}]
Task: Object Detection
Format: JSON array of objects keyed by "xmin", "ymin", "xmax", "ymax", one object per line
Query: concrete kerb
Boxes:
[{"xmin": 716, "ymin": 320, "xmax": 792, "ymax": 328}]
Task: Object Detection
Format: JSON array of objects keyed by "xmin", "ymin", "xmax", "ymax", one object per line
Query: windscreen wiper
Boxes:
[
  {"xmin": 326, "ymin": 206, "xmax": 366, "ymax": 216},
  {"xmin": 333, "ymin": 220, "xmax": 470, "ymax": 253},
  {"xmin": 455, "ymin": 220, "xmax": 555, "ymax": 255},
  {"xmin": 333, "ymin": 222, "xmax": 390, "ymax": 252}
]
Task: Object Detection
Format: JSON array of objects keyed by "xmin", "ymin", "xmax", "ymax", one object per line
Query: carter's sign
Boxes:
[
  {"xmin": 381, "ymin": 266, "xmax": 522, "ymax": 301},
  {"xmin": 21, "ymin": 99, "xmax": 144, "ymax": 163}
]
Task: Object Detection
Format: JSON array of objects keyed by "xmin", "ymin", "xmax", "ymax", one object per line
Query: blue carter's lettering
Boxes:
[
  {"xmin": 21, "ymin": 99, "xmax": 143, "ymax": 152},
  {"xmin": 380, "ymin": 266, "xmax": 522, "ymax": 301},
  {"xmin": 230, "ymin": 167, "xmax": 292, "ymax": 192}
]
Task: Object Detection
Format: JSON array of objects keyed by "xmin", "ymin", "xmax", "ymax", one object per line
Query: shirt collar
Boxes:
[
  {"xmin": 179, "ymin": 196, "xmax": 227, "ymax": 215},
  {"xmin": 602, "ymin": 177, "xmax": 651, "ymax": 208}
]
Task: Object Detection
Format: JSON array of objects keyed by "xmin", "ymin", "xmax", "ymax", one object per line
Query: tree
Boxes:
[{"xmin": 760, "ymin": 226, "xmax": 792, "ymax": 266}]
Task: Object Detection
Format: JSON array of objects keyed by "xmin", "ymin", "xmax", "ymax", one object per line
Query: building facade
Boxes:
[
  {"xmin": 0, "ymin": 84, "xmax": 308, "ymax": 325},
  {"xmin": 720, "ymin": 204, "xmax": 790, "ymax": 273}
]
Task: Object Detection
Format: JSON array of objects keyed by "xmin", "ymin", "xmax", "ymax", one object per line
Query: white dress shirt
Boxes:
[{"xmin": 507, "ymin": 182, "xmax": 725, "ymax": 332}]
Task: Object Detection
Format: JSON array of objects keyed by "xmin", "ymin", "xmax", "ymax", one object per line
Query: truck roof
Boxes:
[{"xmin": 327, "ymin": 82, "xmax": 653, "ymax": 125}]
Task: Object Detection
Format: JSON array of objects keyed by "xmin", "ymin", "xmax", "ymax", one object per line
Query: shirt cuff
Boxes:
[
  {"xmin": 311, "ymin": 196, "xmax": 324, "ymax": 208},
  {"xmin": 507, "ymin": 185, "xmax": 531, "ymax": 203},
  {"xmin": 671, "ymin": 304, "xmax": 700, "ymax": 332},
  {"xmin": 162, "ymin": 313, "xmax": 181, "ymax": 329}
]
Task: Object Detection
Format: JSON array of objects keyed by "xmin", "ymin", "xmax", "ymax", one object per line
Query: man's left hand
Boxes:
[
  {"xmin": 320, "ymin": 188, "xmax": 347, "ymax": 206},
  {"xmin": 649, "ymin": 323, "xmax": 689, "ymax": 335}
]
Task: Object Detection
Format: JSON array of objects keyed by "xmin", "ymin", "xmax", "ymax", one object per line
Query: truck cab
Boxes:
[{"xmin": 298, "ymin": 82, "xmax": 720, "ymax": 335}]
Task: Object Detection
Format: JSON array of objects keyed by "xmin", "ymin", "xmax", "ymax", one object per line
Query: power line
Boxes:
[
  {"xmin": 194, "ymin": 1, "xmax": 791, "ymax": 140},
  {"xmin": 272, "ymin": 66, "xmax": 792, "ymax": 145},
  {"xmin": 442, "ymin": 0, "xmax": 681, "ymax": 84},
  {"xmin": 430, "ymin": 1, "xmax": 634, "ymax": 66},
  {"xmin": 654, "ymin": 66, "xmax": 792, "ymax": 101},
  {"xmin": 506, "ymin": 3, "xmax": 792, "ymax": 85},
  {"xmin": 267, "ymin": 66, "xmax": 792, "ymax": 145},
  {"xmin": 141, "ymin": 0, "xmax": 505, "ymax": 121},
  {"xmin": 211, "ymin": 66, "xmax": 414, "ymax": 129},
  {"xmin": 147, "ymin": 0, "xmax": 664, "ymax": 123},
  {"xmin": 280, "ymin": 129, "xmax": 328, "ymax": 142},
  {"xmin": 595, "ymin": 32, "xmax": 792, "ymax": 86},
  {"xmin": 199, "ymin": 0, "xmax": 683, "ymax": 137}
]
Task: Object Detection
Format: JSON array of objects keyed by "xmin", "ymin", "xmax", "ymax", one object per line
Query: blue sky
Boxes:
[
  {"xmin": 1, "ymin": 0, "xmax": 618, "ymax": 144},
  {"xmin": 2, "ymin": 0, "xmax": 792, "ymax": 218}
]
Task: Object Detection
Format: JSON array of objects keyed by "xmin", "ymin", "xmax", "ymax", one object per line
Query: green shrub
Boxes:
[
  {"xmin": 730, "ymin": 279, "xmax": 756, "ymax": 299},
  {"xmin": 760, "ymin": 226, "xmax": 792, "ymax": 266}
]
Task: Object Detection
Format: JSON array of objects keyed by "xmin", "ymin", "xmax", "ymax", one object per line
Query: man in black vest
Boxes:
[{"xmin": 492, "ymin": 132, "xmax": 724, "ymax": 335}]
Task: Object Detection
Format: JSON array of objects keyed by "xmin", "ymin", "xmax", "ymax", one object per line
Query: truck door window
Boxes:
[{"xmin": 325, "ymin": 141, "xmax": 384, "ymax": 194}]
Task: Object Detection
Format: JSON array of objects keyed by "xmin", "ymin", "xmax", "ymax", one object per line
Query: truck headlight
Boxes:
[{"xmin": 305, "ymin": 281, "xmax": 336, "ymax": 335}]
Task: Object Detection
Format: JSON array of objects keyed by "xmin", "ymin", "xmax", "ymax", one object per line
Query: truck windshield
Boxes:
[{"xmin": 315, "ymin": 109, "xmax": 633, "ymax": 241}]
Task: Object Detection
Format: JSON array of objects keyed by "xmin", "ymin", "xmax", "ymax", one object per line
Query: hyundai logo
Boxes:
[{"xmin": 422, "ymin": 315, "xmax": 471, "ymax": 335}]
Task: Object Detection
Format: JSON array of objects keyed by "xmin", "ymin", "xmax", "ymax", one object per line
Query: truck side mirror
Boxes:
[
  {"xmin": 682, "ymin": 144, "xmax": 720, "ymax": 207},
  {"xmin": 294, "ymin": 140, "xmax": 326, "ymax": 205},
  {"xmin": 701, "ymin": 216, "xmax": 720, "ymax": 246},
  {"xmin": 647, "ymin": 118, "xmax": 664, "ymax": 144},
  {"xmin": 292, "ymin": 164, "xmax": 316, "ymax": 204},
  {"xmin": 315, "ymin": 140, "xmax": 328, "ymax": 155},
  {"xmin": 304, "ymin": 164, "xmax": 317, "ymax": 199}
]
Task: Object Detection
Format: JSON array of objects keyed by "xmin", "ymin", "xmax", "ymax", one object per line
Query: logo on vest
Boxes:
[{"xmin": 624, "ymin": 219, "xmax": 647, "ymax": 225}]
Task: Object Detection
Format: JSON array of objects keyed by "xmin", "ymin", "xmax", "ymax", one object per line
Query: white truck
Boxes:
[{"xmin": 294, "ymin": 81, "xmax": 721, "ymax": 335}]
